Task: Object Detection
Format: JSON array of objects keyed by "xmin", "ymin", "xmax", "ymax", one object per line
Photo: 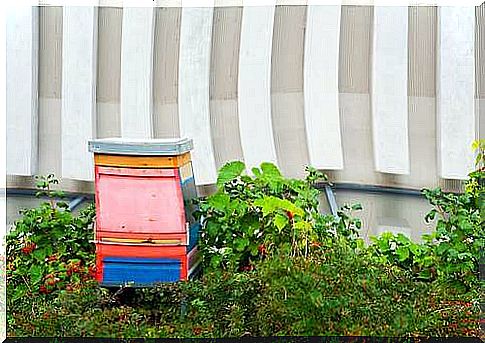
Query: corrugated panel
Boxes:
[
  {"xmin": 476, "ymin": 3, "xmax": 485, "ymax": 100},
  {"xmin": 209, "ymin": 6, "xmax": 245, "ymax": 168},
  {"xmin": 402, "ymin": 7, "xmax": 439, "ymax": 188},
  {"xmin": 6, "ymin": 5, "xmax": 38, "ymax": 175},
  {"xmin": 38, "ymin": 6, "xmax": 63, "ymax": 176},
  {"xmin": 338, "ymin": 5, "xmax": 373, "ymax": 94},
  {"xmin": 371, "ymin": 6, "xmax": 410, "ymax": 175},
  {"xmin": 437, "ymin": 7, "xmax": 476, "ymax": 179},
  {"xmin": 96, "ymin": 7, "xmax": 122, "ymax": 139},
  {"xmin": 303, "ymin": 4, "xmax": 343, "ymax": 170},
  {"xmin": 237, "ymin": 1, "xmax": 278, "ymax": 170},
  {"xmin": 61, "ymin": 6, "xmax": 97, "ymax": 181},
  {"xmin": 6, "ymin": 3, "xmax": 483, "ymax": 190},
  {"xmin": 476, "ymin": 4, "xmax": 485, "ymax": 141},
  {"xmin": 120, "ymin": 7, "xmax": 155, "ymax": 139},
  {"xmin": 408, "ymin": 6, "xmax": 436, "ymax": 98},
  {"xmin": 153, "ymin": 6, "xmax": 182, "ymax": 139},
  {"xmin": 178, "ymin": 3, "xmax": 218, "ymax": 185},
  {"xmin": 271, "ymin": 5, "xmax": 310, "ymax": 178}
]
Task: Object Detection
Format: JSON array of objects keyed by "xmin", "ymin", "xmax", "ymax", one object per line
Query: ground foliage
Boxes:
[{"xmin": 6, "ymin": 141, "xmax": 484, "ymax": 338}]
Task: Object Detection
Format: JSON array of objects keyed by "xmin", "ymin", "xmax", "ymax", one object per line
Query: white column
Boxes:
[
  {"xmin": 61, "ymin": 6, "xmax": 97, "ymax": 181},
  {"xmin": 178, "ymin": 1, "xmax": 217, "ymax": 185},
  {"xmin": 237, "ymin": 0, "xmax": 278, "ymax": 170},
  {"xmin": 120, "ymin": 5, "xmax": 154, "ymax": 138},
  {"xmin": 437, "ymin": 7, "xmax": 475, "ymax": 179},
  {"xmin": 371, "ymin": 6, "xmax": 410, "ymax": 174},
  {"xmin": 303, "ymin": 3, "xmax": 343, "ymax": 170},
  {"xmin": 6, "ymin": 5, "xmax": 38, "ymax": 176}
]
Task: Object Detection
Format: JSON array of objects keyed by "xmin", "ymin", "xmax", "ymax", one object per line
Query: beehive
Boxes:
[{"xmin": 88, "ymin": 138, "xmax": 201, "ymax": 286}]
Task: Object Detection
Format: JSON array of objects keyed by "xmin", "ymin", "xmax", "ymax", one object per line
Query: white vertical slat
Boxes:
[
  {"xmin": 371, "ymin": 6, "xmax": 410, "ymax": 174},
  {"xmin": 237, "ymin": 1, "xmax": 278, "ymax": 170},
  {"xmin": 61, "ymin": 6, "xmax": 97, "ymax": 181},
  {"xmin": 303, "ymin": 3, "xmax": 343, "ymax": 170},
  {"xmin": 6, "ymin": 5, "xmax": 38, "ymax": 176},
  {"xmin": 120, "ymin": 6, "xmax": 154, "ymax": 138},
  {"xmin": 178, "ymin": 1, "xmax": 217, "ymax": 185},
  {"xmin": 437, "ymin": 7, "xmax": 475, "ymax": 179}
]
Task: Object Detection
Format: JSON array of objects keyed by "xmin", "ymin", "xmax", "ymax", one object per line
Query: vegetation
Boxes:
[{"xmin": 6, "ymin": 141, "xmax": 484, "ymax": 338}]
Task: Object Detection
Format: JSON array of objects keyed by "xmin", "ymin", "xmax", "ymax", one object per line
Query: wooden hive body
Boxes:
[{"xmin": 89, "ymin": 138, "xmax": 201, "ymax": 286}]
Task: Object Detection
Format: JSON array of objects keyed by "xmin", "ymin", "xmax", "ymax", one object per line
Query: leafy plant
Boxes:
[
  {"xmin": 196, "ymin": 161, "xmax": 362, "ymax": 271},
  {"xmin": 6, "ymin": 175, "xmax": 96, "ymax": 301},
  {"xmin": 368, "ymin": 140, "xmax": 484, "ymax": 289}
]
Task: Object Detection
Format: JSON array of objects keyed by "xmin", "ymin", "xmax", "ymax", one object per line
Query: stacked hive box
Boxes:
[{"xmin": 88, "ymin": 138, "xmax": 201, "ymax": 287}]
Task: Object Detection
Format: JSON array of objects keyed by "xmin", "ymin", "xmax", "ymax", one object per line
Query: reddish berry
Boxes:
[
  {"xmin": 46, "ymin": 255, "xmax": 58, "ymax": 262},
  {"xmin": 39, "ymin": 285, "xmax": 49, "ymax": 294},
  {"xmin": 286, "ymin": 211, "xmax": 294, "ymax": 220},
  {"xmin": 21, "ymin": 243, "xmax": 36, "ymax": 255},
  {"xmin": 88, "ymin": 266, "xmax": 96, "ymax": 278}
]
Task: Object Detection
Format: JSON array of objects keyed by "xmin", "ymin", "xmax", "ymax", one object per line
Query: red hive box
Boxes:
[{"xmin": 88, "ymin": 138, "xmax": 201, "ymax": 287}]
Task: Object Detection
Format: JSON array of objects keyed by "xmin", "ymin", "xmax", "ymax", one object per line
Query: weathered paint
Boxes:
[
  {"xmin": 95, "ymin": 166, "xmax": 186, "ymax": 235},
  {"xmin": 303, "ymin": 4, "xmax": 343, "ymax": 170},
  {"xmin": 371, "ymin": 6, "xmax": 410, "ymax": 174},
  {"xmin": 94, "ymin": 152, "xmax": 192, "ymax": 168},
  {"xmin": 95, "ymin": 242, "xmax": 196, "ymax": 282},
  {"xmin": 102, "ymin": 257, "xmax": 182, "ymax": 285}
]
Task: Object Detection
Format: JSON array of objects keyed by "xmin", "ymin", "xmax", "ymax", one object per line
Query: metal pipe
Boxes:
[
  {"xmin": 314, "ymin": 182, "xmax": 425, "ymax": 197},
  {"xmin": 323, "ymin": 184, "xmax": 339, "ymax": 217},
  {"xmin": 68, "ymin": 196, "xmax": 86, "ymax": 211}
]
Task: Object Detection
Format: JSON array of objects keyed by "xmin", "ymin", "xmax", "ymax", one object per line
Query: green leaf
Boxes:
[
  {"xmin": 396, "ymin": 233, "xmax": 410, "ymax": 245},
  {"xmin": 418, "ymin": 269, "xmax": 432, "ymax": 280},
  {"xmin": 207, "ymin": 193, "xmax": 231, "ymax": 212},
  {"xmin": 29, "ymin": 264, "xmax": 44, "ymax": 285},
  {"xmin": 260, "ymin": 162, "xmax": 282, "ymax": 178},
  {"xmin": 216, "ymin": 161, "xmax": 245, "ymax": 188},
  {"xmin": 273, "ymin": 214, "xmax": 288, "ymax": 231},
  {"xmin": 13, "ymin": 284, "xmax": 28, "ymax": 301},
  {"xmin": 396, "ymin": 247, "xmax": 410, "ymax": 262},
  {"xmin": 234, "ymin": 237, "xmax": 249, "ymax": 252},
  {"xmin": 32, "ymin": 248, "xmax": 47, "ymax": 262},
  {"xmin": 249, "ymin": 244, "xmax": 259, "ymax": 256},
  {"xmin": 254, "ymin": 196, "xmax": 304, "ymax": 217},
  {"xmin": 356, "ymin": 238, "xmax": 365, "ymax": 251},
  {"xmin": 351, "ymin": 203, "xmax": 363, "ymax": 211},
  {"xmin": 293, "ymin": 221, "xmax": 312, "ymax": 232},
  {"xmin": 251, "ymin": 167, "xmax": 262, "ymax": 178},
  {"xmin": 377, "ymin": 239, "xmax": 389, "ymax": 252}
]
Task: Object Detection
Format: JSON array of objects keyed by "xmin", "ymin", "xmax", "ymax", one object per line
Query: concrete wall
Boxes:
[{"xmin": 6, "ymin": 3, "xmax": 484, "ymax": 193}]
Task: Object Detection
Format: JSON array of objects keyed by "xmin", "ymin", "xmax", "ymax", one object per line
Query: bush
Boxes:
[
  {"xmin": 7, "ymin": 143, "xmax": 483, "ymax": 338},
  {"xmin": 368, "ymin": 140, "xmax": 484, "ymax": 289},
  {"xmin": 7, "ymin": 175, "xmax": 97, "ymax": 334},
  {"xmin": 196, "ymin": 162, "xmax": 362, "ymax": 272}
]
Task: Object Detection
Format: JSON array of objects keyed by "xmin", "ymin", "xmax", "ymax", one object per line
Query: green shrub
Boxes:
[
  {"xmin": 368, "ymin": 140, "xmax": 484, "ymax": 289},
  {"xmin": 7, "ymin": 175, "xmax": 96, "ymax": 320},
  {"xmin": 196, "ymin": 162, "xmax": 362, "ymax": 272}
]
